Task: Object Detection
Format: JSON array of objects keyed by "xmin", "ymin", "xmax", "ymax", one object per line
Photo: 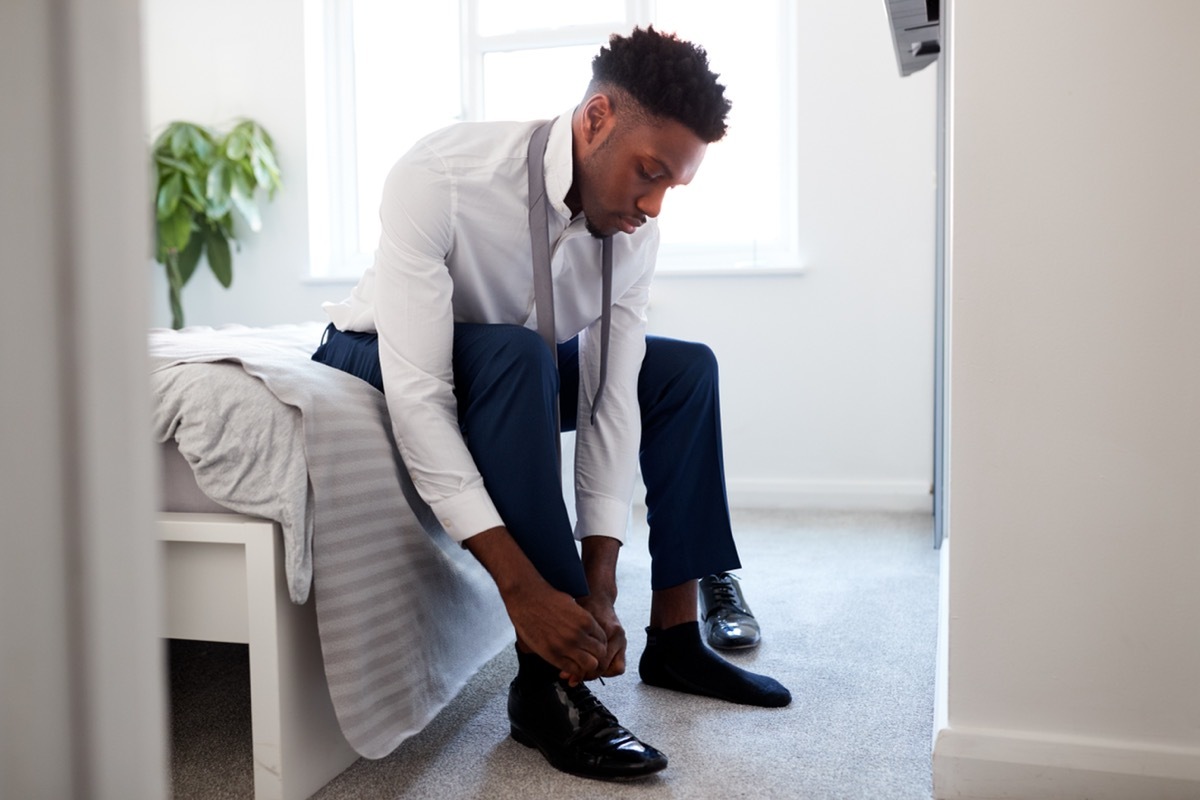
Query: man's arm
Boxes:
[
  {"xmin": 573, "ymin": 240, "xmax": 654, "ymax": 544},
  {"xmin": 577, "ymin": 535, "xmax": 626, "ymax": 679},
  {"xmin": 370, "ymin": 155, "xmax": 609, "ymax": 678},
  {"xmin": 372, "ymin": 155, "xmax": 506, "ymax": 542},
  {"xmin": 463, "ymin": 526, "xmax": 607, "ymax": 682}
]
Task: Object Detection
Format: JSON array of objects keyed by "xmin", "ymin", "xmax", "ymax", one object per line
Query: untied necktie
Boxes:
[{"xmin": 526, "ymin": 118, "xmax": 613, "ymax": 471}]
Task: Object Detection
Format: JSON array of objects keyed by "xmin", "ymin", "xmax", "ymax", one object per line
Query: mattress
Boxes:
[
  {"xmin": 148, "ymin": 323, "xmax": 513, "ymax": 759},
  {"xmin": 159, "ymin": 441, "xmax": 228, "ymax": 514}
]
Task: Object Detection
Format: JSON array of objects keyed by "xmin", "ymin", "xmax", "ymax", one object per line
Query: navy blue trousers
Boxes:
[{"xmin": 312, "ymin": 322, "xmax": 740, "ymax": 597}]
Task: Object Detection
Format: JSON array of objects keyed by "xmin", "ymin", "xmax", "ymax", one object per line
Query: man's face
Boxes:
[{"xmin": 575, "ymin": 102, "xmax": 708, "ymax": 239}]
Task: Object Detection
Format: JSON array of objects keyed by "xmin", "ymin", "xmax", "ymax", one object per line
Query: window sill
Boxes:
[
  {"xmin": 305, "ymin": 263, "xmax": 807, "ymax": 285},
  {"xmin": 303, "ymin": 274, "xmax": 361, "ymax": 286},
  {"xmin": 654, "ymin": 263, "xmax": 806, "ymax": 278}
]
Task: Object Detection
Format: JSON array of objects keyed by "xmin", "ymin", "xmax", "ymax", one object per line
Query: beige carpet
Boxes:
[{"xmin": 169, "ymin": 508, "xmax": 939, "ymax": 800}]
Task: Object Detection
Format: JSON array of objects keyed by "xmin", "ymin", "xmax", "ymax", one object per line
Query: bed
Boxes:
[{"xmin": 151, "ymin": 323, "xmax": 514, "ymax": 800}]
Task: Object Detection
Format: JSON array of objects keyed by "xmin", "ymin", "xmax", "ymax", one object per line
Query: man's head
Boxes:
[{"xmin": 568, "ymin": 26, "xmax": 731, "ymax": 239}]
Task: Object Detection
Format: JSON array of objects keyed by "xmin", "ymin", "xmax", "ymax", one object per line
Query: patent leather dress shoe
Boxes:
[
  {"xmin": 508, "ymin": 677, "xmax": 668, "ymax": 780},
  {"xmin": 698, "ymin": 572, "xmax": 762, "ymax": 650}
]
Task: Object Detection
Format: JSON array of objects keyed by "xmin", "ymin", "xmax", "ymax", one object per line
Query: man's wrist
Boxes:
[
  {"xmin": 581, "ymin": 535, "xmax": 621, "ymax": 600},
  {"xmin": 463, "ymin": 525, "xmax": 543, "ymax": 597}
]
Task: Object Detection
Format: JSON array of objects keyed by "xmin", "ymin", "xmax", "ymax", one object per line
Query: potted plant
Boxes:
[{"xmin": 152, "ymin": 118, "xmax": 282, "ymax": 328}]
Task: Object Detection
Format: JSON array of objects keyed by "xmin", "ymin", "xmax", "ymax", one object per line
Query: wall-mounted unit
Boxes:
[{"xmin": 885, "ymin": 0, "xmax": 940, "ymax": 76}]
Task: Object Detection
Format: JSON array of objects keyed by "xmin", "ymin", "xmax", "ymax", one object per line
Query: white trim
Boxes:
[
  {"xmin": 460, "ymin": 0, "xmax": 482, "ymax": 120},
  {"xmin": 933, "ymin": 726, "xmax": 1200, "ymax": 800},
  {"xmin": 302, "ymin": 263, "xmax": 807, "ymax": 286},
  {"xmin": 724, "ymin": 478, "xmax": 933, "ymax": 513},
  {"xmin": 934, "ymin": 534, "xmax": 950, "ymax": 749},
  {"xmin": 654, "ymin": 263, "xmax": 806, "ymax": 279},
  {"xmin": 306, "ymin": 0, "xmax": 359, "ymax": 278}
]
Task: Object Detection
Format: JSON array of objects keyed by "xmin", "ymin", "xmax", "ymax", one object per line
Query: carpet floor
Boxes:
[{"xmin": 169, "ymin": 508, "xmax": 940, "ymax": 800}]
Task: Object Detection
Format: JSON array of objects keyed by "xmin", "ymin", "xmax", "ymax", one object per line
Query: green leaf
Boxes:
[
  {"xmin": 253, "ymin": 134, "xmax": 282, "ymax": 174},
  {"xmin": 184, "ymin": 173, "xmax": 206, "ymax": 208},
  {"xmin": 251, "ymin": 151, "xmax": 282, "ymax": 196},
  {"xmin": 159, "ymin": 204, "xmax": 194, "ymax": 253},
  {"xmin": 186, "ymin": 125, "xmax": 215, "ymax": 161},
  {"xmin": 214, "ymin": 214, "xmax": 235, "ymax": 241},
  {"xmin": 155, "ymin": 154, "xmax": 196, "ymax": 176},
  {"xmin": 225, "ymin": 131, "xmax": 248, "ymax": 161},
  {"xmin": 156, "ymin": 172, "xmax": 182, "ymax": 220},
  {"xmin": 151, "ymin": 126, "xmax": 172, "ymax": 154},
  {"xmin": 205, "ymin": 159, "xmax": 233, "ymax": 218},
  {"xmin": 230, "ymin": 170, "xmax": 262, "ymax": 232},
  {"xmin": 177, "ymin": 229, "xmax": 204, "ymax": 285},
  {"xmin": 169, "ymin": 124, "xmax": 190, "ymax": 159},
  {"xmin": 180, "ymin": 194, "xmax": 205, "ymax": 214},
  {"xmin": 206, "ymin": 229, "xmax": 233, "ymax": 288}
]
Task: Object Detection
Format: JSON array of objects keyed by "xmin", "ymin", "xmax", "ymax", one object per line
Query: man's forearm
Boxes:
[
  {"xmin": 463, "ymin": 525, "xmax": 609, "ymax": 680},
  {"xmin": 462, "ymin": 525, "xmax": 545, "ymax": 596},
  {"xmin": 581, "ymin": 535, "xmax": 621, "ymax": 602}
]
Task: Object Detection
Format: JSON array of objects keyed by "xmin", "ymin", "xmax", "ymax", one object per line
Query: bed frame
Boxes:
[{"xmin": 159, "ymin": 511, "xmax": 360, "ymax": 800}]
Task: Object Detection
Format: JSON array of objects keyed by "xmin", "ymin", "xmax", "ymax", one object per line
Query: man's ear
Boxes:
[{"xmin": 579, "ymin": 93, "xmax": 614, "ymax": 147}]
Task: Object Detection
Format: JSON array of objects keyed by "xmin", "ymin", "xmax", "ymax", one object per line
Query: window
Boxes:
[{"xmin": 305, "ymin": 0, "xmax": 797, "ymax": 278}]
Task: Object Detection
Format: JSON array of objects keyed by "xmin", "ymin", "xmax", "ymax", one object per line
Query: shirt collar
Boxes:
[{"xmin": 543, "ymin": 108, "xmax": 577, "ymax": 222}]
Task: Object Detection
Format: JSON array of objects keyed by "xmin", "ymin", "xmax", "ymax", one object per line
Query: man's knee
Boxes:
[
  {"xmin": 643, "ymin": 338, "xmax": 719, "ymax": 389},
  {"xmin": 466, "ymin": 324, "xmax": 559, "ymax": 394}
]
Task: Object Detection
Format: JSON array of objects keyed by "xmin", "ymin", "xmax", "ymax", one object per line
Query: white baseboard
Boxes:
[
  {"xmin": 933, "ymin": 726, "xmax": 1200, "ymax": 800},
  {"xmin": 724, "ymin": 478, "xmax": 932, "ymax": 513}
]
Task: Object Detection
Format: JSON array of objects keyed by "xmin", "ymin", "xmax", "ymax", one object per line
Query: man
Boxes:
[{"xmin": 314, "ymin": 26, "xmax": 789, "ymax": 781}]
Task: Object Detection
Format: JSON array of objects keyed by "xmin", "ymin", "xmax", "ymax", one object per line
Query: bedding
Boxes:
[{"xmin": 149, "ymin": 322, "xmax": 513, "ymax": 758}]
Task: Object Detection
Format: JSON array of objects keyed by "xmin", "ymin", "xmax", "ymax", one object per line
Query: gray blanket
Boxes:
[{"xmin": 149, "ymin": 323, "xmax": 513, "ymax": 758}]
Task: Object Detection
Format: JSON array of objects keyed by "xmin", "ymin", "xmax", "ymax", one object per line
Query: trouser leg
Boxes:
[
  {"xmin": 451, "ymin": 324, "xmax": 587, "ymax": 597},
  {"xmin": 557, "ymin": 335, "xmax": 742, "ymax": 589},
  {"xmin": 637, "ymin": 337, "xmax": 741, "ymax": 590},
  {"xmin": 312, "ymin": 324, "xmax": 739, "ymax": 595},
  {"xmin": 313, "ymin": 322, "xmax": 587, "ymax": 597}
]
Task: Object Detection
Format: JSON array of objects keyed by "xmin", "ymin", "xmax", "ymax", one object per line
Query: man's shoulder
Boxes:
[{"xmin": 407, "ymin": 118, "xmax": 543, "ymax": 170}]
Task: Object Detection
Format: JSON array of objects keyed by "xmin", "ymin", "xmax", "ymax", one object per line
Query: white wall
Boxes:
[
  {"xmin": 1, "ymin": 0, "xmax": 167, "ymax": 796},
  {"xmin": 142, "ymin": 0, "xmax": 937, "ymax": 511},
  {"xmin": 935, "ymin": 1, "xmax": 1200, "ymax": 797}
]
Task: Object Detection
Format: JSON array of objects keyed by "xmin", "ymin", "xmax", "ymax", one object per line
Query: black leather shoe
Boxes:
[
  {"xmin": 698, "ymin": 572, "xmax": 762, "ymax": 650},
  {"xmin": 508, "ymin": 677, "xmax": 668, "ymax": 780}
]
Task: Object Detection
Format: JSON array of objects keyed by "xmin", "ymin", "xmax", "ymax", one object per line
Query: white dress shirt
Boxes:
[{"xmin": 322, "ymin": 111, "xmax": 659, "ymax": 544}]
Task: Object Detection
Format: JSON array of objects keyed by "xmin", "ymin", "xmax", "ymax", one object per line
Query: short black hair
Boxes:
[{"xmin": 590, "ymin": 25, "xmax": 731, "ymax": 144}]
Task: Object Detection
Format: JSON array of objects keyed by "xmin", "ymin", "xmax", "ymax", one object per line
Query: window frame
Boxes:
[{"xmin": 305, "ymin": 0, "xmax": 801, "ymax": 280}]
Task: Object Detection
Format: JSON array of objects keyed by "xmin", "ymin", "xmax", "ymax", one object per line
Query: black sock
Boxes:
[
  {"xmin": 514, "ymin": 646, "xmax": 561, "ymax": 686},
  {"xmin": 638, "ymin": 622, "xmax": 791, "ymax": 708}
]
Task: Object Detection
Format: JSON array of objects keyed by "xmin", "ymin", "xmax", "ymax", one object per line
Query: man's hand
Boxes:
[
  {"xmin": 504, "ymin": 580, "xmax": 608, "ymax": 681},
  {"xmin": 562, "ymin": 534, "xmax": 627, "ymax": 684},
  {"xmin": 576, "ymin": 592, "xmax": 626, "ymax": 681},
  {"xmin": 463, "ymin": 526, "xmax": 607, "ymax": 680}
]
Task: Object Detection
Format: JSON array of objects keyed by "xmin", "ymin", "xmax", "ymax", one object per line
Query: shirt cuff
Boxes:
[
  {"xmin": 429, "ymin": 488, "xmax": 504, "ymax": 543},
  {"xmin": 574, "ymin": 493, "xmax": 631, "ymax": 544}
]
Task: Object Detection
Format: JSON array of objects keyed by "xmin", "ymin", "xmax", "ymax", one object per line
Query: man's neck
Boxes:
[{"xmin": 563, "ymin": 182, "xmax": 581, "ymax": 217}]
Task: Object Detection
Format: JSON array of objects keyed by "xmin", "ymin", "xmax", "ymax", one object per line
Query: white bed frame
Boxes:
[{"xmin": 158, "ymin": 511, "xmax": 360, "ymax": 800}]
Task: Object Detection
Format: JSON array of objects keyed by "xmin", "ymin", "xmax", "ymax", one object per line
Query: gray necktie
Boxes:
[{"xmin": 527, "ymin": 119, "xmax": 613, "ymax": 446}]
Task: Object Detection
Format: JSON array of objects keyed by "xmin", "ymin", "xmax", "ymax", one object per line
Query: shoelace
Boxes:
[
  {"xmin": 563, "ymin": 681, "xmax": 618, "ymax": 726},
  {"xmin": 708, "ymin": 572, "xmax": 743, "ymax": 610}
]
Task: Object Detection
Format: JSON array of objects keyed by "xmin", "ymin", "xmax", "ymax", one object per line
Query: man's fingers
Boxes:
[
  {"xmin": 563, "ymin": 653, "xmax": 600, "ymax": 684},
  {"xmin": 506, "ymin": 584, "xmax": 613, "ymax": 683}
]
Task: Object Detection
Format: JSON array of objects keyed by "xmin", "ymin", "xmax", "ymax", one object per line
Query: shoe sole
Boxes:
[
  {"xmin": 707, "ymin": 639, "xmax": 761, "ymax": 651},
  {"xmin": 510, "ymin": 726, "xmax": 668, "ymax": 781}
]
